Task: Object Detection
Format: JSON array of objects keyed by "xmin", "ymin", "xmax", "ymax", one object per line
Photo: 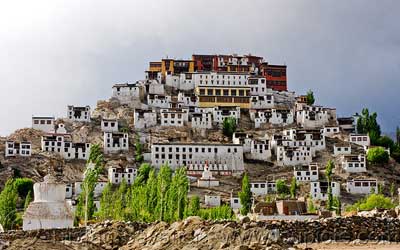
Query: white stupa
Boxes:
[
  {"xmin": 197, "ymin": 163, "xmax": 219, "ymax": 187},
  {"xmin": 23, "ymin": 174, "xmax": 74, "ymax": 231}
]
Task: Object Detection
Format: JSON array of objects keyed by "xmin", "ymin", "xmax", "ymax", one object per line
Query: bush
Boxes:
[
  {"xmin": 13, "ymin": 178, "xmax": 34, "ymax": 199},
  {"xmin": 222, "ymin": 117, "xmax": 237, "ymax": 137},
  {"xmin": 276, "ymin": 179, "xmax": 290, "ymax": 195},
  {"xmin": 199, "ymin": 205, "xmax": 234, "ymax": 220},
  {"xmin": 346, "ymin": 194, "xmax": 395, "ymax": 212},
  {"xmin": 367, "ymin": 147, "xmax": 389, "ymax": 164}
]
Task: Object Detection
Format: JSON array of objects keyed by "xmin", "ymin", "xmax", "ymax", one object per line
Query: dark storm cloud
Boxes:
[{"xmin": 0, "ymin": 0, "xmax": 399, "ymax": 135}]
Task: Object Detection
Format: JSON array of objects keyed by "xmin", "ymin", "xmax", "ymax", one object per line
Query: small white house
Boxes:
[
  {"xmin": 230, "ymin": 196, "xmax": 242, "ymax": 210},
  {"xmin": 32, "ymin": 116, "xmax": 55, "ymax": 133},
  {"xmin": 341, "ymin": 154, "xmax": 367, "ymax": 173},
  {"xmin": 160, "ymin": 108, "xmax": 189, "ymax": 127},
  {"xmin": 108, "ymin": 166, "xmax": 137, "ymax": 185},
  {"xmin": 250, "ymin": 95, "xmax": 275, "ymax": 109},
  {"xmin": 276, "ymin": 146, "xmax": 312, "ymax": 166},
  {"xmin": 250, "ymin": 108, "xmax": 294, "ymax": 128},
  {"xmin": 248, "ymin": 76, "xmax": 270, "ymax": 96},
  {"xmin": 232, "ymin": 132, "xmax": 253, "ymax": 153},
  {"xmin": 247, "ymin": 139, "xmax": 272, "ymax": 161},
  {"xmin": 296, "ymin": 105, "xmax": 337, "ymax": 129},
  {"xmin": 321, "ymin": 126, "xmax": 340, "ymax": 137},
  {"xmin": 190, "ymin": 112, "xmax": 213, "ymax": 129},
  {"xmin": 204, "ymin": 195, "xmax": 221, "ymax": 207},
  {"xmin": 333, "ymin": 143, "xmax": 352, "ymax": 156},
  {"xmin": 250, "ymin": 181, "xmax": 276, "ymax": 196},
  {"xmin": 310, "ymin": 181, "xmax": 340, "ymax": 200},
  {"xmin": 349, "ymin": 134, "xmax": 370, "ymax": 147},
  {"xmin": 74, "ymin": 181, "xmax": 108, "ymax": 198},
  {"xmin": 294, "ymin": 163, "xmax": 319, "ymax": 182},
  {"xmin": 346, "ymin": 179, "xmax": 378, "ymax": 194},
  {"xmin": 101, "ymin": 119, "xmax": 119, "ymax": 132},
  {"xmin": 67, "ymin": 105, "xmax": 90, "ymax": 122},
  {"xmin": 41, "ymin": 134, "xmax": 90, "ymax": 160},
  {"xmin": 103, "ymin": 132, "xmax": 129, "ymax": 154},
  {"xmin": 177, "ymin": 92, "xmax": 199, "ymax": 107},
  {"xmin": 147, "ymin": 94, "xmax": 171, "ymax": 108},
  {"xmin": 112, "ymin": 83, "xmax": 143, "ymax": 104},
  {"xmin": 212, "ymin": 106, "xmax": 241, "ymax": 124},
  {"xmin": 5, "ymin": 141, "xmax": 32, "ymax": 157},
  {"xmin": 134, "ymin": 109, "xmax": 157, "ymax": 129},
  {"xmin": 166, "ymin": 73, "xmax": 195, "ymax": 91}
]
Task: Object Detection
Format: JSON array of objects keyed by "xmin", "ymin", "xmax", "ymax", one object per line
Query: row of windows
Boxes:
[
  {"xmin": 353, "ymin": 182, "xmax": 376, "ymax": 187},
  {"xmin": 199, "ymin": 74, "xmax": 247, "ymax": 80},
  {"xmin": 199, "ymin": 88, "xmax": 250, "ymax": 97},
  {"xmin": 33, "ymin": 120, "xmax": 52, "ymax": 125},
  {"xmin": 154, "ymin": 146, "xmax": 239, "ymax": 154}
]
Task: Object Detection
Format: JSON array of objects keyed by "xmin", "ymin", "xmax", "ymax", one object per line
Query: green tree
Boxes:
[
  {"xmin": 356, "ymin": 108, "xmax": 381, "ymax": 140},
  {"xmin": 390, "ymin": 183, "xmax": 396, "ymax": 200},
  {"xmin": 367, "ymin": 147, "xmax": 389, "ymax": 164},
  {"xmin": 75, "ymin": 144, "xmax": 103, "ymax": 225},
  {"xmin": 396, "ymin": 126, "xmax": 400, "ymax": 145},
  {"xmin": 290, "ymin": 177, "xmax": 298, "ymax": 199},
  {"xmin": 24, "ymin": 190, "xmax": 32, "ymax": 211},
  {"xmin": 346, "ymin": 194, "xmax": 395, "ymax": 211},
  {"xmin": 13, "ymin": 178, "xmax": 34, "ymax": 199},
  {"xmin": 97, "ymin": 183, "xmax": 113, "ymax": 220},
  {"xmin": 186, "ymin": 196, "xmax": 200, "ymax": 217},
  {"xmin": 222, "ymin": 117, "xmax": 237, "ymax": 138},
  {"xmin": 0, "ymin": 179, "xmax": 18, "ymax": 230},
  {"xmin": 377, "ymin": 183, "xmax": 384, "ymax": 195},
  {"xmin": 113, "ymin": 179, "xmax": 128, "ymax": 221},
  {"xmin": 325, "ymin": 160, "xmax": 334, "ymax": 210},
  {"xmin": 199, "ymin": 205, "xmax": 234, "ymax": 220},
  {"xmin": 392, "ymin": 145, "xmax": 400, "ymax": 163},
  {"xmin": 167, "ymin": 167, "xmax": 189, "ymax": 221},
  {"xmin": 333, "ymin": 196, "xmax": 341, "ymax": 215},
  {"xmin": 376, "ymin": 136, "xmax": 395, "ymax": 152},
  {"xmin": 135, "ymin": 138, "xmax": 144, "ymax": 163},
  {"xmin": 306, "ymin": 90, "xmax": 315, "ymax": 105},
  {"xmin": 276, "ymin": 179, "xmax": 290, "ymax": 195},
  {"xmin": 307, "ymin": 195, "xmax": 316, "ymax": 213},
  {"xmin": 239, "ymin": 173, "xmax": 251, "ymax": 215},
  {"xmin": 156, "ymin": 165, "xmax": 172, "ymax": 221}
]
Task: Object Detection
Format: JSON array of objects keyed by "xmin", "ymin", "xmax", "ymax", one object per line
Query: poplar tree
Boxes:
[
  {"xmin": 306, "ymin": 90, "xmax": 315, "ymax": 105},
  {"xmin": 186, "ymin": 196, "xmax": 200, "ymax": 217},
  {"xmin": 290, "ymin": 177, "xmax": 298, "ymax": 198},
  {"xmin": 24, "ymin": 190, "xmax": 32, "ymax": 211},
  {"xmin": 156, "ymin": 165, "xmax": 172, "ymax": 221},
  {"xmin": 0, "ymin": 179, "xmax": 18, "ymax": 230},
  {"xmin": 325, "ymin": 160, "xmax": 334, "ymax": 210},
  {"xmin": 97, "ymin": 183, "xmax": 113, "ymax": 220},
  {"xmin": 239, "ymin": 173, "xmax": 251, "ymax": 215}
]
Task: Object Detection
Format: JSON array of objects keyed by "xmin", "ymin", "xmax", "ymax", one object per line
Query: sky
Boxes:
[{"xmin": 0, "ymin": 0, "xmax": 399, "ymax": 136}]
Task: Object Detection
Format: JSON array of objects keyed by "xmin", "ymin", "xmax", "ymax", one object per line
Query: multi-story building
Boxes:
[
  {"xmin": 160, "ymin": 108, "xmax": 189, "ymax": 127},
  {"xmin": 212, "ymin": 106, "xmax": 241, "ymax": 124},
  {"xmin": 310, "ymin": 181, "xmax": 341, "ymax": 200},
  {"xmin": 5, "ymin": 141, "xmax": 32, "ymax": 157},
  {"xmin": 151, "ymin": 143, "xmax": 244, "ymax": 173},
  {"xmin": 101, "ymin": 119, "xmax": 119, "ymax": 132},
  {"xmin": 192, "ymin": 54, "xmax": 215, "ymax": 71},
  {"xmin": 296, "ymin": 105, "xmax": 337, "ymax": 129},
  {"xmin": 103, "ymin": 132, "xmax": 129, "ymax": 154},
  {"xmin": 196, "ymin": 85, "xmax": 251, "ymax": 109},
  {"xmin": 165, "ymin": 73, "xmax": 195, "ymax": 90},
  {"xmin": 145, "ymin": 61, "xmax": 162, "ymax": 81},
  {"xmin": 349, "ymin": 134, "xmax": 370, "ymax": 147},
  {"xmin": 41, "ymin": 134, "xmax": 90, "ymax": 160},
  {"xmin": 333, "ymin": 143, "xmax": 352, "ymax": 156},
  {"xmin": 190, "ymin": 112, "xmax": 213, "ymax": 129},
  {"xmin": 32, "ymin": 116, "xmax": 55, "ymax": 133},
  {"xmin": 259, "ymin": 63, "xmax": 287, "ymax": 91},
  {"xmin": 111, "ymin": 83, "xmax": 144, "ymax": 104},
  {"xmin": 133, "ymin": 109, "xmax": 157, "ymax": 129},
  {"xmin": 281, "ymin": 128, "xmax": 326, "ymax": 157},
  {"xmin": 247, "ymin": 139, "xmax": 272, "ymax": 161},
  {"xmin": 108, "ymin": 166, "xmax": 137, "ymax": 185},
  {"xmin": 341, "ymin": 154, "xmax": 367, "ymax": 173},
  {"xmin": 250, "ymin": 95, "xmax": 275, "ymax": 109},
  {"xmin": 67, "ymin": 105, "xmax": 91, "ymax": 122},
  {"xmin": 294, "ymin": 163, "xmax": 319, "ymax": 182},
  {"xmin": 276, "ymin": 146, "xmax": 312, "ymax": 166},
  {"xmin": 193, "ymin": 72, "xmax": 250, "ymax": 87},
  {"xmin": 177, "ymin": 92, "xmax": 198, "ymax": 108},
  {"xmin": 146, "ymin": 58, "xmax": 195, "ymax": 83},
  {"xmin": 250, "ymin": 108, "xmax": 294, "ymax": 128},
  {"xmin": 232, "ymin": 132, "xmax": 253, "ymax": 153},
  {"xmin": 147, "ymin": 94, "xmax": 171, "ymax": 109},
  {"xmin": 250, "ymin": 181, "xmax": 276, "ymax": 196},
  {"xmin": 321, "ymin": 126, "xmax": 340, "ymax": 137},
  {"xmin": 346, "ymin": 179, "xmax": 378, "ymax": 194},
  {"xmin": 337, "ymin": 117, "xmax": 356, "ymax": 133}
]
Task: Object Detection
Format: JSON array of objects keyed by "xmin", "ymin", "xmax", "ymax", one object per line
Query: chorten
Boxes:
[
  {"xmin": 197, "ymin": 162, "xmax": 219, "ymax": 187},
  {"xmin": 23, "ymin": 174, "xmax": 74, "ymax": 230}
]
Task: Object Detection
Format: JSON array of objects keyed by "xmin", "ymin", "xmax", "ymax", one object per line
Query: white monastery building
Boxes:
[
  {"xmin": 333, "ymin": 143, "xmax": 352, "ymax": 156},
  {"xmin": 310, "ymin": 181, "xmax": 340, "ymax": 200},
  {"xmin": 341, "ymin": 154, "xmax": 367, "ymax": 173},
  {"xmin": 32, "ymin": 116, "xmax": 55, "ymax": 133},
  {"xmin": 349, "ymin": 134, "xmax": 370, "ymax": 147},
  {"xmin": 41, "ymin": 134, "xmax": 90, "ymax": 160},
  {"xmin": 108, "ymin": 166, "xmax": 137, "ymax": 185},
  {"xmin": 67, "ymin": 105, "xmax": 91, "ymax": 122},
  {"xmin": 204, "ymin": 195, "xmax": 221, "ymax": 207},
  {"xmin": 133, "ymin": 109, "xmax": 158, "ymax": 129},
  {"xmin": 103, "ymin": 132, "xmax": 129, "ymax": 153},
  {"xmin": 111, "ymin": 83, "xmax": 143, "ymax": 104},
  {"xmin": 294, "ymin": 163, "xmax": 319, "ymax": 182},
  {"xmin": 346, "ymin": 179, "xmax": 378, "ymax": 194},
  {"xmin": 101, "ymin": 118, "xmax": 119, "ymax": 132},
  {"xmin": 5, "ymin": 141, "xmax": 32, "ymax": 157},
  {"xmin": 250, "ymin": 181, "xmax": 276, "ymax": 196}
]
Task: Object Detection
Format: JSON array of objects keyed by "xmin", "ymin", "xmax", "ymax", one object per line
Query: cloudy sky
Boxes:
[{"xmin": 0, "ymin": 0, "xmax": 399, "ymax": 136}]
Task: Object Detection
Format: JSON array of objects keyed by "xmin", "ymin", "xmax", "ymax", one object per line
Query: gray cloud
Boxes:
[{"xmin": 0, "ymin": 0, "xmax": 399, "ymax": 135}]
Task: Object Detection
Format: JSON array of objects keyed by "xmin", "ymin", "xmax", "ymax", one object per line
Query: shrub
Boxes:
[
  {"xmin": 367, "ymin": 147, "xmax": 389, "ymax": 164},
  {"xmin": 222, "ymin": 117, "xmax": 237, "ymax": 137},
  {"xmin": 346, "ymin": 194, "xmax": 395, "ymax": 212},
  {"xmin": 276, "ymin": 179, "xmax": 290, "ymax": 195}
]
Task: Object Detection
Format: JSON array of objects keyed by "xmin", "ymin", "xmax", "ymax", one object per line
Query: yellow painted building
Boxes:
[
  {"xmin": 147, "ymin": 59, "xmax": 195, "ymax": 82},
  {"xmin": 196, "ymin": 86, "xmax": 251, "ymax": 109}
]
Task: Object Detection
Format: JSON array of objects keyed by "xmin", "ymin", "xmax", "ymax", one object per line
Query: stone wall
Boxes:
[{"xmin": 0, "ymin": 227, "xmax": 87, "ymax": 242}]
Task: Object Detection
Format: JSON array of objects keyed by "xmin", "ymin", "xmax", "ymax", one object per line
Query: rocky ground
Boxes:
[{"xmin": 3, "ymin": 216, "xmax": 400, "ymax": 250}]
